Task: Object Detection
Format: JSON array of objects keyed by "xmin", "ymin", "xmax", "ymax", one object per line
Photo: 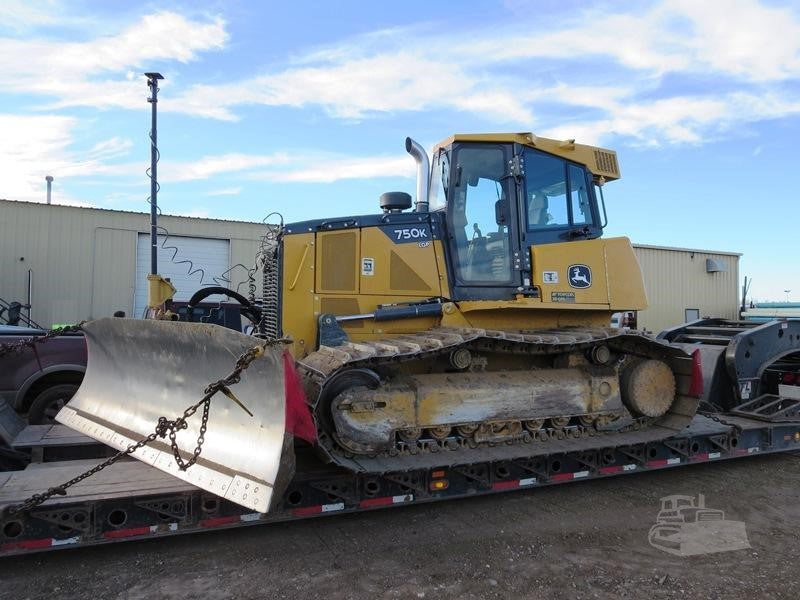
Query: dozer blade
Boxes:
[{"xmin": 56, "ymin": 318, "xmax": 289, "ymax": 514}]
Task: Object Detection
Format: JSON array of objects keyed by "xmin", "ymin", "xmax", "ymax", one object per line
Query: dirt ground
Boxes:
[{"xmin": 3, "ymin": 452, "xmax": 800, "ymax": 600}]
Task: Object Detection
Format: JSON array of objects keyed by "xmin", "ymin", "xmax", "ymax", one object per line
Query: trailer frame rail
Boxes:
[{"xmin": 2, "ymin": 414, "xmax": 799, "ymax": 557}]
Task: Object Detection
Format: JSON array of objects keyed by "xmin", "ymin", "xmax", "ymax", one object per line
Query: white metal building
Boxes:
[
  {"xmin": 0, "ymin": 200, "xmax": 740, "ymax": 333},
  {"xmin": 0, "ymin": 200, "xmax": 267, "ymax": 326},
  {"xmin": 632, "ymin": 244, "xmax": 740, "ymax": 333}
]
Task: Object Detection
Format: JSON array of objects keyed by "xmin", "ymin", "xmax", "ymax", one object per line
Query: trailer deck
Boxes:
[{"xmin": 2, "ymin": 413, "xmax": 798, "ymax": 557}]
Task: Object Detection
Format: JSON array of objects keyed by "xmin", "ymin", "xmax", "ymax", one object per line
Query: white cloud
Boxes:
[
  {"xmin": 2, "ymin": 0, "xmax": 799, "ymax": 203},
  {"xmin": 173, "ymin": 52, "xmax": 533, "ymax": 123},
  {"xmin": 0, "ymin": 114, "xmax": 74, "ymax": 201},
  {"xmin": 264, "ymin": 156, "xmax": 414, "ymax": 183},
  {"xmin": 0, "ymin": 0, "xmax": 89, "ymax": 34},
  {"xmin": 451, "ymin": 0, "xmax": 800, "ymax": 82},
  {"xmin": 0, "ymin": 11, "xmax": 228, "ymax": 111},
  {"xmin": 205, "ymin": 187, "xmax": 242, "ymax": 197},
  {"xmin": 671, "ymin": 0, "xmax": 800, "ymax": 81},
  {"xmin": 88, "ymin": 137, "xmax": 134, "ymax": 160},
  {"xmin": 184, "ymin": 207, "xmax": 211, "ymax": 218},
  {"xmin": 4, "ymin": 146, "xmax": 414, "ymax": 193},
  {"xmin": 163, "ymin": 152, "xmax": 415, "ymax": 184},
  {"xmin": 162, "ymin": 0, "xmax": 800, "ymax": 146},
  {"xmin": 0, "ymin": 113, "xmax": 138, "ymax": 203},
  {"xmin": 542, "ymin": 92, "xmax": 800, "ymax": 146},
  {"xmin": 161, "ymin": 153, "xmax": 292, "ymax": 183}
]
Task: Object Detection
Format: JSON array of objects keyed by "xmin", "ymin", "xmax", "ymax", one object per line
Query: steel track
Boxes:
[{"xmin": 299, "ymin": 327, "xmax": 700, "ymax": 473}]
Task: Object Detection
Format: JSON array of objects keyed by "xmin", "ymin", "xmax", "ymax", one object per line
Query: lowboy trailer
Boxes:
[
  {"xmin": 0, "ymin": 410, "xmax": 798, "ymax": 557},
  {"xmin": 1, "ymin": 318, "xmax": 800, "ymax": 557},
  {"xmin": 3, "ymin": 129, "xmax": 800, "ymax": 558}
]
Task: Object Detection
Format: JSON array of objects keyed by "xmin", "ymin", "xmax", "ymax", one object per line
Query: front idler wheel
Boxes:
[{"xmin": 621, "ymin": 359, "xmax": 676, "ymax": 418}]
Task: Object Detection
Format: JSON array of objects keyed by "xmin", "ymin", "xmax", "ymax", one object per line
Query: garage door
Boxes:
[{"xmin": 134, "ymin": 234, "xmax": 230, "ymax": 318}]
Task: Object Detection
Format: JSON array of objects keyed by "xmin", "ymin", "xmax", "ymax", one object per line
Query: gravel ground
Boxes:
[{"xmin": 3, "ymin": 452, "xmax": 800, "ymax": 599}]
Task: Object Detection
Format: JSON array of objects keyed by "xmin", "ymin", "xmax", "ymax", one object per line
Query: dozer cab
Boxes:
[{"xmin": 59, "ymin": 133, "xmax": 701, "ymax": 512}]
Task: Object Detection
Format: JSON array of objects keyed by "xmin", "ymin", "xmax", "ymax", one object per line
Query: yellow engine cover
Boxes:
[{"xmin": 531, "ymin": 237, "xmax": 647, "ymax": 311}]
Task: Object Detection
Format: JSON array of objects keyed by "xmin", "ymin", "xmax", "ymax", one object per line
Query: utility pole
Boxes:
[{"xmin": 145, "ymin": 72, "xmax": 164, "ymax": 276}]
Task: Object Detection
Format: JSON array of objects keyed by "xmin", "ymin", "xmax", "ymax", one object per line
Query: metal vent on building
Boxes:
[
  {"xmin": 706, "ymin": 258, "xmax": 728, "ymax": 273},
  {"xmin": 593, "ymin": 150, "xmax": 620, "ymax": 178}
]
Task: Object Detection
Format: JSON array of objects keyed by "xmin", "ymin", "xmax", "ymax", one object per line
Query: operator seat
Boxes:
[{"xmin": 529, "ymin": 193, "xmax": 550, "ymax": 227}]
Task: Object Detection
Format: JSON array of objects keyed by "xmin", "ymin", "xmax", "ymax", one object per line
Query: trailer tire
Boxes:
[{"xmin": 27, "ymin": 384, "xmax": 79, "ymax": 425}]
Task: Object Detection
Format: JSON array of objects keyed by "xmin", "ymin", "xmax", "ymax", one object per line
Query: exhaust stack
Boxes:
[{"xmin": 405, "ymin": 137, "xmax": 430, "ymax": 212}]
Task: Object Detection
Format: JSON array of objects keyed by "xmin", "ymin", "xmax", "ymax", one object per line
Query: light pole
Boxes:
[
  {"xmin": 785, "ymin": 289, "xmax": 791, "ymax": 302},
  {"xmin": 145, "ymin": 72, "xmax": 163, "ymax": 276}
]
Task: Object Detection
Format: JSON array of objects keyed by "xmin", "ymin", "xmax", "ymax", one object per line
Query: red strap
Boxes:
[
  {"xmin": 689, "ymin": 348, "xmax": 704, "ymax": 397},
  {"xmin": 283, "ymin": 351, "xmax": 316, "ymax": 443}
]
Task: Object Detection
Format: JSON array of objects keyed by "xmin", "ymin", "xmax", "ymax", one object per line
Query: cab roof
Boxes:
[{"xmin": 433, "ymin": 132, "xmax": 620, "ymax": 182}]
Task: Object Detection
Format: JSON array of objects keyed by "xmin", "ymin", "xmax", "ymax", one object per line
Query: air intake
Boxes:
[{"xmin": 594, "ymin": 150, "xmax": 620, "ymax": 178}]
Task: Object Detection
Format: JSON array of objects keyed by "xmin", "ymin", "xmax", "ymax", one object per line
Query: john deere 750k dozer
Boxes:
[{"xmin": 58, "ymin": 133, "xmax": 702, "ymax": 513}]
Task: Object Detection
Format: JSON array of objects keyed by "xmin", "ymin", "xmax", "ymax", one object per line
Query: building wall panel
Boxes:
[
  {"xmin": 633, "ymin": 244, "xmax": 740, "ymax": 333},
  {"xmin": 0, "ymin": 200, "xmax": 741, "ymax": 334},
  {"xmin": 0, "ymin": 200, "xmax": 268, "ymax": 326},
  {"xmin": 91, "ymin": 228, "xmax": 136, "ymax": 319}
]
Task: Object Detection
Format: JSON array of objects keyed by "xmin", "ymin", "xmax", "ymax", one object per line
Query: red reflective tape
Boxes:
[
  {"xmin": 103, "ymin": 526, "xmax": 151, "ymax": 539},
  {"xmin": 359, "ymin": 496, "xmax": 394, "ymax": 508},
  {"xmin": 284, "ymin": 352, "xmax": 316, "ymax": 443},
  {"xmin": 691, "ymin": 453, "xmax": 709, "ymax": 462},
  {"xmin": 647, "ymin": 457, "xmax": 682, "ymax": 467},
  {"xmin": 551, "ymin": 472, "xmax": 574, "ymax": 482},
  {"xmin": 1, "ymin": 538, "xmax": 53, "ymax": 551},
  {"xmin": 492, "ymin": 480, "xmax": 519, "ymax": 491},
  {"xmin": 599, "ymin": 466, "xmax": 622, "ymax": 475},
  {"xmin": 292, "ymin": 505, "xmax": 323, "ymax": 517},
  {"xmin": 689, "ymin": 349, "xmax": 704, "ymax": 397},
  {"xmin": 200, "ymin": 515, "xmax": 240, "ymax": 528}
]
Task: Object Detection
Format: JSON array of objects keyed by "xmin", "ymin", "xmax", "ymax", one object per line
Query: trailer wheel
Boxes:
[{"xmin": 28, "ymin": 384, "xmax": 79, "ymax": 425}]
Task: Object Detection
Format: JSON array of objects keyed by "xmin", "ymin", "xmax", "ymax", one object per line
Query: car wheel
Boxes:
[{"xmin": 28, "ymin": 384, "xmax": 79, "ymax": 425}]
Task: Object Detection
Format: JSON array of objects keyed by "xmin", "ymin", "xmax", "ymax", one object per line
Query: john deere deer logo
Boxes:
[{"xmin": 568, "ymin": 264, "xmax": 592, "ymax": 289}]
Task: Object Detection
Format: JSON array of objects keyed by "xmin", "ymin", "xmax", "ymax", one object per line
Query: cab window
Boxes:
[
  {"xmin": 449, "ymin": 145, "xmax": 512, "ymax": 284},
  {"xmin": 569, "ymin": 164, "xmax": 594, "ymax": 225},
  {"xmin": 524, "ymin": 150, "xmax": 595, "ymax": 230},
  {"xmin": 428, "ymin": 150, "xmax": 450, "ymax": 212}
]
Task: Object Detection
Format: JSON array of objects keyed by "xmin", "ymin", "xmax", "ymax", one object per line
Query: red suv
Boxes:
[{"xmin": 0, "ymin": 326, "xmax": 87, "ymax": 424}]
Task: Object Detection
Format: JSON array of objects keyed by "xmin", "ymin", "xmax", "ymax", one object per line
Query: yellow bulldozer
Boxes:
[{"xmin": 59, "ymin": 133, "xmax": 700, "ymax": 513}]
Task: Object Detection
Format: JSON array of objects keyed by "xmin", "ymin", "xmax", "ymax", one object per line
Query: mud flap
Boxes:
[{"xmin": 56, "ymin": 318, "xmax": 290, "ymax": 514}]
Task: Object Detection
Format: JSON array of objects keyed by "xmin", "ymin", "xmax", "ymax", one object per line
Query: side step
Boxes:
[
  {"xmin": 730, "ymin": 394, "xmax": 800, "ymax": 422},
  {"xmin": 659, "ymin": 319, "xmax": 761, "ymax": 345}
]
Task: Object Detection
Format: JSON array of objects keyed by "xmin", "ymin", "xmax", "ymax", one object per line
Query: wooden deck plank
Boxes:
[
  {"xmin": 12, "ymin": 424, "xmax": 100, "ymax": 448},
  {"xmin": 0, "ymin": 459, "xmax": 197, "ymax": 506}
]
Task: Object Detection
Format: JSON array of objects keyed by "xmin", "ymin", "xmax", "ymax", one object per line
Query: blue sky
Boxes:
[{"xmin": 2, "ymin": 0, "xmax": 798, "ymax": 301}]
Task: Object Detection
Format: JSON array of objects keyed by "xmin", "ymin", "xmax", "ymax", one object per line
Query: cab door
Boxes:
[{"xmin": 445, "ymin": 142, "xmax": 524, "ymax": 300}]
